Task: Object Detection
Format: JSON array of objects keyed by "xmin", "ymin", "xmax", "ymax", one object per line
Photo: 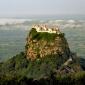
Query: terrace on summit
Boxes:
[{"xmin": 32, "ymin": 24, "xmax": 61, "ymax": 34}]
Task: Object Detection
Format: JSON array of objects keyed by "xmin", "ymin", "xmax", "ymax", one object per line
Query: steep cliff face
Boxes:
[{"xmin": 25, "ymin": 28, "xmax": 71, "ymax": 61}]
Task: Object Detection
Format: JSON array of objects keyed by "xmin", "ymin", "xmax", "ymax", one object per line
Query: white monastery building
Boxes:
[{"xmin": 32, "ymin": 24, "xmax": 60, "ymax": 34}]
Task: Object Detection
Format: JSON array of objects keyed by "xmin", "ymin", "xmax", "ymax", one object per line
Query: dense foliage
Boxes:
[{"xmin": 0, "ymin": 52, "xmax": 85, "ymax": 85}]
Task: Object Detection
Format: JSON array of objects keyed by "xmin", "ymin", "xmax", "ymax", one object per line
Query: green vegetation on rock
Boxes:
[
  {"xmin": 0, "ymin": 52, "xmax": 85, "ymax": 85},
  {"xmin": 0, "ymin": 28, "xmax": 85, "ymax": 85}
]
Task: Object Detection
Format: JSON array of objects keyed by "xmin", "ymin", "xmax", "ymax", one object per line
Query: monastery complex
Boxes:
[{"xmin": 32, "ymin": 24, "xmax": 61, "ymax": 34}]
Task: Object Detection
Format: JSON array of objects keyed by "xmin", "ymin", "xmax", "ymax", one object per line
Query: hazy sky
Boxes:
[{"xmin": 0, "ymin": 0, "xmax": 85, "ymax": 17}]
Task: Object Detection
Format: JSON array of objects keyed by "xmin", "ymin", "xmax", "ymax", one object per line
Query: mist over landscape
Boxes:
[{"xmin": 0, "ymin": 16, "xmax": 85, "ymax": 62}]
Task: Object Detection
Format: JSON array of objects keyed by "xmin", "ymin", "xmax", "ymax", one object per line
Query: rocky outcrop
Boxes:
[
  {"xmin": 25, "ymin": 28, "xmax": 71, "ymax": 61},
  {"xmin": 0, "ymin": 26, "xmax": 84, "ymax": 83}
]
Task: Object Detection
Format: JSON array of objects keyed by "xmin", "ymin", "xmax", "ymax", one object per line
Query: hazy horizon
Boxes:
[{"xmin": 0, "ymin": 0, "xmax": 84, "ymax": 17}]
